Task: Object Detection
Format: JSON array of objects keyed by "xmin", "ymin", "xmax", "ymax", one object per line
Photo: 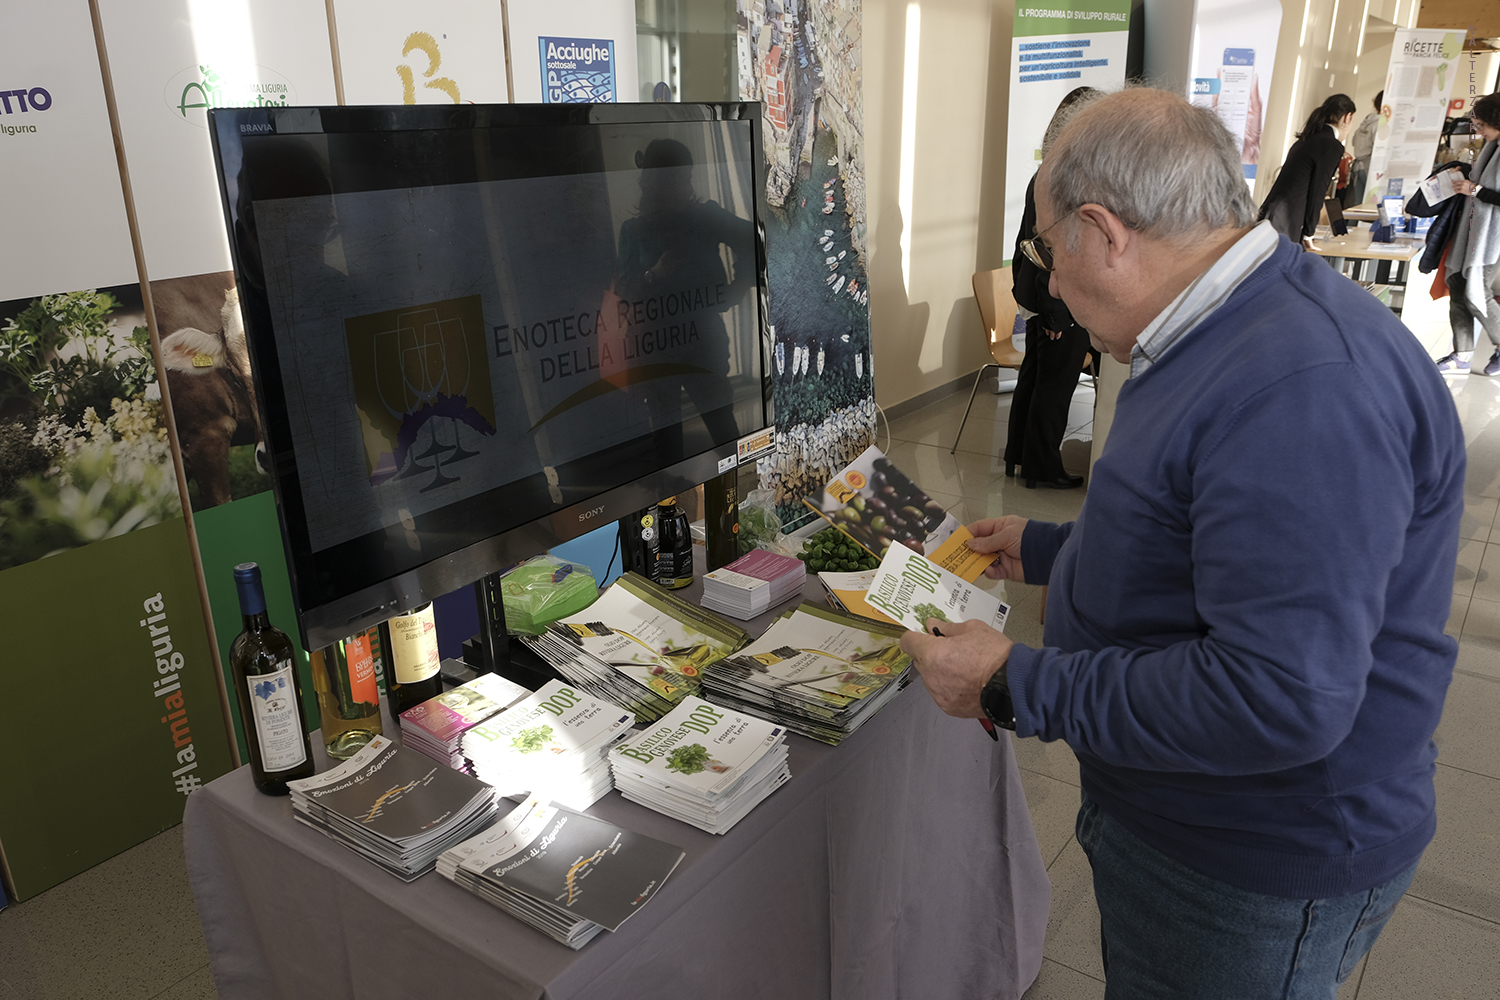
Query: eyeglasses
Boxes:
[{"xmin": 1019, "ymin": 211, "xmax": 1071, "ymax": 271}]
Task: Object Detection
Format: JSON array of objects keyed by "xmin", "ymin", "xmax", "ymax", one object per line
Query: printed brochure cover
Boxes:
[
  {"xmin": 401, "ymin": 672, "xmax": 531, "ymax": 743},
  {"xmin": 452, "ymin": 794, "xmax": 684, "ymax": 931},
  {"xmin": 544, "ymin": 578, "xmax": 747, "ymax": 705},
  {"xmin": 713, "ymin": 605, "xmax": 909, "ymax": 709},
  {"xmin": 864, "ymin": 543, "xmax": 1010, "ymax": 634},
  {"xmin": 610, "ymin": 695, "xmax": 783, "ymax": 797},
  {"xmin": 817, "ymin": 569, "xmax": 901, "ymax": 627},
  {"xmin": 464, "ymin": 680, "xmax": 633, "ymax": 764},
  {"xmin": 805, "ymin": 446, "xmax": 995, "ymax": 580},
  {"xmin": 288, "ymin": 735, "xmax": 490, "ymax": 841}
]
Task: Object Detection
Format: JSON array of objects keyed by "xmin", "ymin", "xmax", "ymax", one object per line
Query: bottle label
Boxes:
[
  {"xmin": 389, "ymin": 608, "xmax": 441, "ymax": 684},
  {"xmin": 344, "ymin": 633, "xmax": 380, "ymax": 705},
  {"xmin": 246, "ymin": 661, "xmax": 308, "ymax": 773}
]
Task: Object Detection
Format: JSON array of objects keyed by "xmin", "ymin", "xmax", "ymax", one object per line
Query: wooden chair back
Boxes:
[{"xmin": 972, "ymin": 267, "xmax": 1025, "ymax": 368}]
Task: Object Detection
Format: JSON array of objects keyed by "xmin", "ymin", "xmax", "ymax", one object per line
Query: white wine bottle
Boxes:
[
  {"xmin": 230, "ymin": 562, "xmax": 315, "ymax": 795},
  {"xmin": 377, "ymin": 603, "xmax": 444, "ymax": 715}
]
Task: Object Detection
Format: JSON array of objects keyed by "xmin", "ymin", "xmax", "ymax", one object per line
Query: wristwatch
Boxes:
[{"xmin": 980, "ymin": 667, "xmax": 1017, "ymax": 731}]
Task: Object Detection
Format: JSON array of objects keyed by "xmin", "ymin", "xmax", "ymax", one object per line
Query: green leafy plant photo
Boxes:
[
  {"xmin": 666, "ymin": 743, "xmax": 711, "ymax": 775},
  {"xmin": 510, "ymin": 725, "xmax": 555, "ymax": 754},
  {"xmin": 0, "ymin": 289, "xmax": 179, "ymax": 570}
]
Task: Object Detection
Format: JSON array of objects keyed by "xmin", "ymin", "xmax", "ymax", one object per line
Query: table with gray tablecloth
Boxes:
[{"xmin": 185, "ymin": 604, "xmax": 1051, "ymax": 1000}]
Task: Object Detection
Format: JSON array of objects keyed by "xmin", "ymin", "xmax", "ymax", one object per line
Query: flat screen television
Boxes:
[{"xmin": 207, "ymin": 103, "xmax": 773, "ymax": 650}]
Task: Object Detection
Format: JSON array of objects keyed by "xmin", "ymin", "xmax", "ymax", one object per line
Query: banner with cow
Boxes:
[
  {"xmin": 0, "ymin": 1, "xmax": 230, "ymax": 901},
  {"xmin": 94, "ymin": 0, "xmax": 342, "ymax": 760}
]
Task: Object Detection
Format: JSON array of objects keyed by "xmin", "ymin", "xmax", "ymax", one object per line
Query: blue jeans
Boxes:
[{"xmin": 1075, "ymin": 795, "xmax": 1419, "ymax": 1000}]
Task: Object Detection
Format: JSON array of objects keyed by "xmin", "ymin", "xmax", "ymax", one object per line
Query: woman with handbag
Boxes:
[{"xmin": 1437, "ymin": 93, "xmax": 1500, "ymax": 376}]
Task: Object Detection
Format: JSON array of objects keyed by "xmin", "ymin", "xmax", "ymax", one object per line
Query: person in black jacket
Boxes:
[
  {"xmin": 1005, "ymin": 88, "xmax": 1101, "ymax": 490},
  {"xmin": 1258, "ymin": 94, "xmax": 1357, "ymax": 244}
]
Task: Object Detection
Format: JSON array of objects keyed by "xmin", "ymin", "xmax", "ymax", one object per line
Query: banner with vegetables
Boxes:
[{"xmin": 0, "ymin": 2, "xmax": 232, "ymax": 902}]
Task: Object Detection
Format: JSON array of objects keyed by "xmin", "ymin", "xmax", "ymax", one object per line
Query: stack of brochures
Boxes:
[
  {"xmin": 699, "ymin": 549, "xmax": 806, "ymax": 619},
  {"xmin": 399, "ymin": 671, "xmax": 532, "ymax": 772},
  {"xmin": 520, "ymin": 572, "xmax": 749, "ymax": 723},
  {"xmin": 460, "ymin": 679, "xmax": 635, "ymax": 811},
  {"xmin": 608, "ymin": 695, "xmax": 790, "ymax": 835},
  {"xmin": 287, "ymin": 735, "xmax": 499, "ymax": 881},
  {"xmin": 702, "ymin": 605, "xmax": 912, "ymax": 745},
  {"xmin": 438, "ymin": 794, "xmax": 686, "ymax": 949}
]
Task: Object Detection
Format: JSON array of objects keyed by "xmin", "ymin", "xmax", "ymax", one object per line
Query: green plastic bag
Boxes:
[{"xmin": 500, "ymin": 556, "xmax": 598, "ymax": 635}]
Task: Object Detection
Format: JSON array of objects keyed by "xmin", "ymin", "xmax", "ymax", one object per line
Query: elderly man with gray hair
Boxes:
[{"xmin": 902, "ymin": 88, "xmax": 1464, "ymax": 999}]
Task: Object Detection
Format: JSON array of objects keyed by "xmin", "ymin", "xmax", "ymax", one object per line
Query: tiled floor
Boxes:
[{"xmin": 2, "ymin": 333, "xmax": 1498, "ymax": 999}]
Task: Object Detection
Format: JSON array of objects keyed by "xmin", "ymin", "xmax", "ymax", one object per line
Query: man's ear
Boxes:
[{"xmin": 1076, "ymin": 203, "xmax": 1133, "ymax": 265}]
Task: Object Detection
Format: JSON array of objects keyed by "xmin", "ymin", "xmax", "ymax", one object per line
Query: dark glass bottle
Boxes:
[
  {"xmin": 656, "ymin": 497, "xmax": 694, "ymax": 589},
  {"xmin": 377, "ymin": 602, "xmax": 444, "ymax": 715},
  {"xmin": 704, "ymin": 470, "xmax": 739, "ymax": 572},
  {"xmin": 230, "ymin": 562, "xmax": 316, "ymax": 795}
]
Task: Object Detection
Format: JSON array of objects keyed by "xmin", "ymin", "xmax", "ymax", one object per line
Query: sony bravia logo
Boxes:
[
  {"xmin": 239, "ymin": 123, "xmax": 273, "ymax": 133},
  {"xmin": 578, "ymin": 505, "xmax": 606, "ymax": 522}
]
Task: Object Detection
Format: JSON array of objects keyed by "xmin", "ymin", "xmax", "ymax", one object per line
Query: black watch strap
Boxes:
[{"xmin": 980, "ymin": 668, "xmax": 1017, "ymax": 731}]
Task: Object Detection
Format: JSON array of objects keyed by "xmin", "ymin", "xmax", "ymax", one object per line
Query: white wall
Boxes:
[
  {"xmin": 1253, "ymin": 0, "xmax": 1420, "ymax": 205},
  {"xmin": 866, "ymin": 0, "xmax": 1015, "ymax": 409}
]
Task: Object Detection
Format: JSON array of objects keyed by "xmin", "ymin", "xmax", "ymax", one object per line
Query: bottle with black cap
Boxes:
[{"xmin": 230, "ymin": 562, "xmax": 316, "ymax": 794}]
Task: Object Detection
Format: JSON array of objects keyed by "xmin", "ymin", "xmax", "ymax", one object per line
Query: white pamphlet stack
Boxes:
[
  {"xmin": 460, "ymin": 679, "xmax": 634, "ymax": 812},
  {"xmin": 438, "ymin": 794, "xmax": 686, "ymax": 949},
  {"xmin": 398, "ymin": 671, "xmax": 531, "ymax": 771},
  {"xmin": 287, "ymin": 735, "xmax": 499, "ymax": 880},
  {"xmin": 701, "ymin": 604, "xmax": 911, "ymax": 745},
  {"xmin": 607, "ymin": 695, "xmax": 790, "ymax": 835},
  {"xmin": 699, "ymin": 549, "xmax": 806, "ymax": 619}
]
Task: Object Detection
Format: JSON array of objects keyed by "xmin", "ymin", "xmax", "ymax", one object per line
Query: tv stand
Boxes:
[{"xmin": 462, "ymin": 571, "xmax": 563, "ymax": 690}]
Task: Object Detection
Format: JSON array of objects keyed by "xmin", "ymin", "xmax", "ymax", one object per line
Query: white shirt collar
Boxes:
[{"xmin": 1129, "ymin": 221, "xmax": 1280, "ymax": 378}]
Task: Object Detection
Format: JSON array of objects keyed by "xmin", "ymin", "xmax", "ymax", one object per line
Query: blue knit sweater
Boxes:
[{"xmin": 1009, "ymin": 237, "xmax": 1465, "ymax": 899}]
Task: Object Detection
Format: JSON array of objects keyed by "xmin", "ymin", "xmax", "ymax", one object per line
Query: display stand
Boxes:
[{"xmin": 465, "ymin": 570, "xmax": 561, "ymax": 690}]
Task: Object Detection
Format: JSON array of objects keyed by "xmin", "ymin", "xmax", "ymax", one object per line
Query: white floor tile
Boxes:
[
  {"xmin": 1459, "ymin": 494, "xmax": 1497, "ymax": 543},
  {"xmin": 1038, "ymin": 838, "xmax": 1105, "ymax": 981},
  {"xmin": 1013, "ymin": 732, "xmax": 1081, "ymax": 789},
  {"xmin": 1407, "ymin": 766, "xmax": 1500, "ymax": 923},
  {"xmin": 1021, "ymin": 958, "xmax": 1105, "ymax": 1000},
  {"xmin": 1454, "ymin": 537, "xmax": 1487, "ymax": 599},
  {"xmin": 1018, "ymin": 768, "xmax": 1082, "ymax": 869},
  {"xmin": 1353, "ymin": 895, "xmax": 1500, "ymax": 1000},
  {"xmin": 1433, "ymin": 670, "xmax": 1500, "ymax": 781},
  {"xmin": 1447, "ymin": 594, "xmax": 1468, "ymax": 637},
  {"xmin": 1459, "ymin": 596, "xmax": 1500, "ymax": 651},
  {"xmin": 1473, "ymin": 542, "xmax": 1500, "ymax": 604}
]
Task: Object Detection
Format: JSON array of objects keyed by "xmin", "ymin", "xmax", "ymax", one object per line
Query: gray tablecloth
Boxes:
[{"xmin": 185, "ymin": 671, "xmax": 1051, "ymax": 1000}]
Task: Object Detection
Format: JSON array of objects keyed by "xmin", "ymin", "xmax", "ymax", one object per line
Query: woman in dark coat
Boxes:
[
  {"xmin": 1004, "ymin": 87, "xmax": 1101, "ymax": 490},
  {"xmin": 1259, "ymin": 94, "xmax": 1357, "ymax": 243}
]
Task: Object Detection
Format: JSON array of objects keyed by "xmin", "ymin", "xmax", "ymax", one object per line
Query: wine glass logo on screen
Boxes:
[{"xmin": 345, "ymin": 295, "xmax": 497, "ymax": 490}]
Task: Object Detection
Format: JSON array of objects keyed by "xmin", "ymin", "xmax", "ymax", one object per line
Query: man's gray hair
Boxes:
[{"xmin": 1043, "ymin": 88, "xmax": 1257, "ymax": 244}]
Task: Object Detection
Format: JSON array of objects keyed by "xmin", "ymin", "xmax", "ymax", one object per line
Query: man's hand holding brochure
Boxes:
[{"xmin": 891, "ymin": 516, "xmax": 1028, "ymax": 722}]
